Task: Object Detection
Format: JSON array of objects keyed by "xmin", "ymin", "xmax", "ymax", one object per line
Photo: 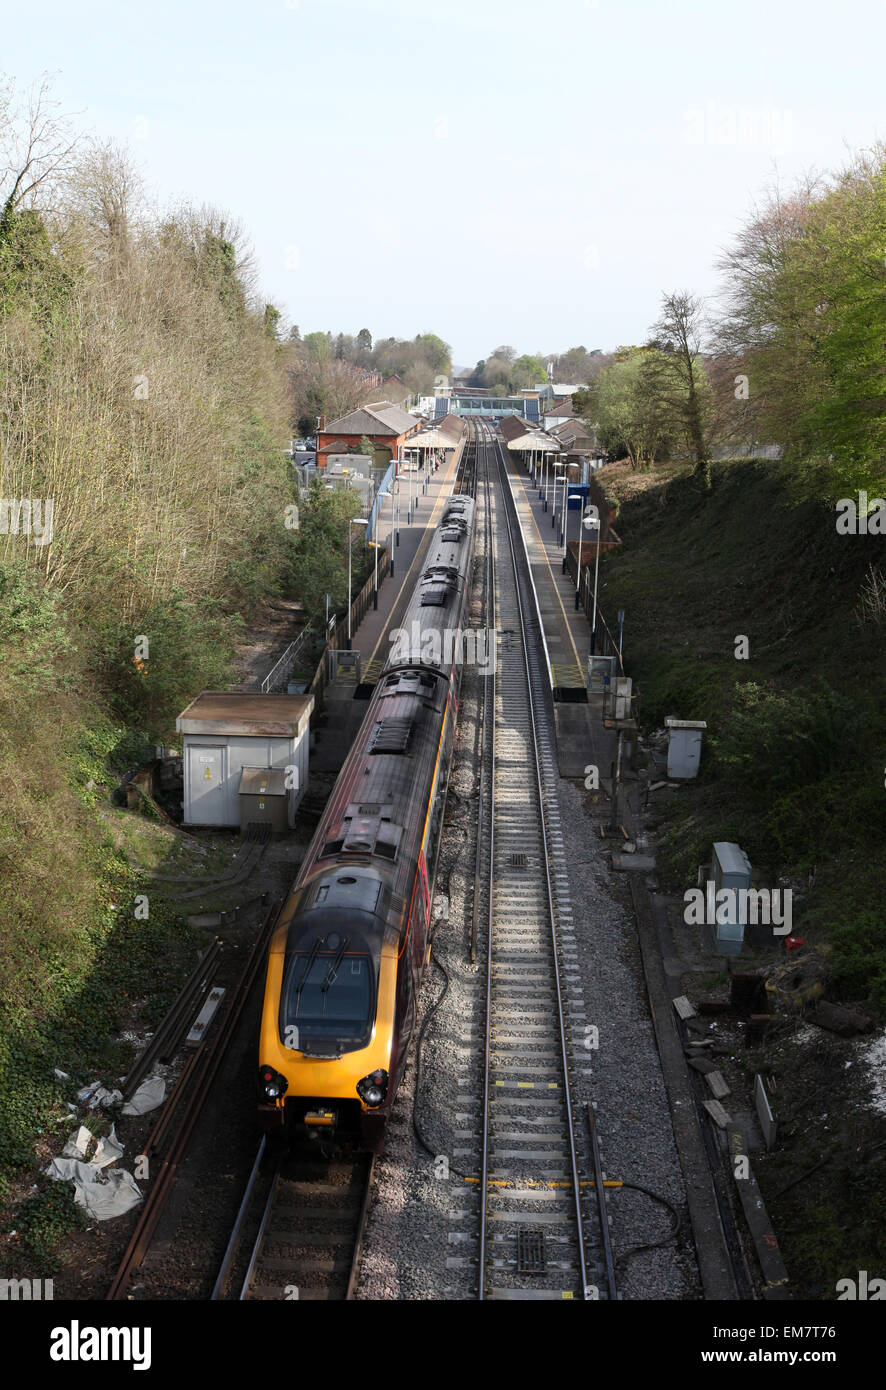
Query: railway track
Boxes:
[
  {"xmin": 213, "ymin": 1147, "xmax": 374, "ymax": 1301},
  {"xmin": 470, "ymin": 420, "xmax": 617, "ymax": 1300}
]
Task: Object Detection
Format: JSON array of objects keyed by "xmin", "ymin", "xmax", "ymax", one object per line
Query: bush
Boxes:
[{"xmin": 710, "ymin": 680, "xmax": 860, "ymax": 798}]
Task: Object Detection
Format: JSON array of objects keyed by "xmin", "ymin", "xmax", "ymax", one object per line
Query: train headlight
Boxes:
[
  {"xmin": 356, "ymin": 1069, "xmax": 388, "ymax": 1108},
  {"xmin": 259, "ymin": 1065, "xmax": 288, "ymax": 1101}
]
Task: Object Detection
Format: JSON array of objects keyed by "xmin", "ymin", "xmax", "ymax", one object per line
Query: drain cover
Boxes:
[
  {"xmin": 509, "ymin": 853, "xmax": 528, "ymax": 868},
  {"xmin": 516, "ymin": 1229, "xmax": 546, "ymax": 1274}
]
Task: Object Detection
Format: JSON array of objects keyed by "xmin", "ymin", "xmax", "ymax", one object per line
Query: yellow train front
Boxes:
[{"xmin": 258, "ymin": 495, "xmax": 476, "ymax": 1152}]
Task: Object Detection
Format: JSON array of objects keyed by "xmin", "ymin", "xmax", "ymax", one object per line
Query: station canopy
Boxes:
[
  {"xmin": 505, "ymin": 429, "xmax": 561, "ymax": 453},
  {"xmin": 404, "ymin": 416, "xmax": 465, "ymax": 451}
]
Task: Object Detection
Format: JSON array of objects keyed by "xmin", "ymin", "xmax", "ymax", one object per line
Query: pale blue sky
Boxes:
[{"xmin": 5, "ymin": 0, "xmax": 886, "ymax": 364}]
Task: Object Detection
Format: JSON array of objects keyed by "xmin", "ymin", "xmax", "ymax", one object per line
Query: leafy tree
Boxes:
[
  {"xmin": 717, "ymin": 148, "xmax": 886, "ymax": 497},
  {"xmin": 263, "ymin": 302, "xmax": 281, "ymax": 340},
  {"xmin": 356, "ymin": 327, "xmax": 372, "ymax": 352},
  {"xmin": 590, "ymin": 348, "xmax": 673, "ymax": 469},
  {"xmin": 512, "ymin": 354, "xmax": 547, "ymax": 389}
]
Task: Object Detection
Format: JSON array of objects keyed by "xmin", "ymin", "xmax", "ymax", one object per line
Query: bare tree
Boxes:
[
  {"xmin": 651, "ymin": 292, "xmax": 712, "ymax": 486},
  {"xmin": 0, "ymin": 74, "xmax": 78, "ymax": 238},
  {"xmin": 65, "ymin": 138, "xmax": 144, "ymax": 258}
]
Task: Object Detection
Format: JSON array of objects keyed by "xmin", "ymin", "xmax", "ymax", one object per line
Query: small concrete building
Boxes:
[{"xmin": 176, "ymin": 691, "xmax": 314, "ymax": 828}]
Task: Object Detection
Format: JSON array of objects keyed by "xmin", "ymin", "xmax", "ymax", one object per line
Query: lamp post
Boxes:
[
  {"xmin": 565, "ymin": 492, "xmax": 581, "ymax": 574},
  {"xmin": 372, "ymin": 494, "xmax": 380, "ymax": 610},
  {"xmin": 550, "ymin": 461, "xmax": 564, "ymax": 529},
  {"xmin": 389, "ymin": 479, "xmax": 396, "ymax": 578},
  {"xmin": 588, "ymin": 509, "xmax": 602, "ymax": 653},
  {"xmin": 347, "ymin": 516, "xmax": 369, "ymax": 648},
  {"xmin": 574, "ymin": 502, "xmax": 599, "ymax": 615}
]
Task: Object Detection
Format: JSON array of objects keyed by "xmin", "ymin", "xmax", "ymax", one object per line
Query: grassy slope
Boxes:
[
  {"xmin": 601, "ymin": 456, "xmax": 886, "ymax": 1002},
  {"xmin": 599, "ymin": 456, "xmax": 886, "ymax": 1294}
]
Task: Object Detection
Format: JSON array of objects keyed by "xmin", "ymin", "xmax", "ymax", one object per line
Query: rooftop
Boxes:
[
  {"xmin": 323, "ymin": 402, "xmax": 419, "ymax": 437},
  {"xmin": 176, "ymin": 690, "xmax": 314, "ymax": 738}
]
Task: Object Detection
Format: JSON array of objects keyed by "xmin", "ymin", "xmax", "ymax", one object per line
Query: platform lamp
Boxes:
[
  {"xmin": 588, "ymin": 509, "xmax": 602, "ymax": 654},
  {"xmin": 371, "ymin": 493, "xmax": 381, "ymax": 610},
  {"xmin": 564, "ymin": 492, "xmax": 582, "ymax": 574},
  {"xmin": 550, "ymin": 461, "xmax": 565, "ymax": 531},
  {"xmin": 575, "ymin": 502, "xmax": 600, "ymax": 616},
  {"xmin": 347, "ymin": 517, "xmax": 369, "ymax": 648},
  {"xmin": 389, "ymin": 479, "xmax": 396, "ymax": 578}
]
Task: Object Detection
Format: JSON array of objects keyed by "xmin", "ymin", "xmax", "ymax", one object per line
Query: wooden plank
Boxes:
[
  {"xmin": 705, "ymin": 1070, "xmax": 731, "ymax": 1099},
  {"xmin": 703, "ymin": 1098, "xmax": 731, "ymax": 1128}
]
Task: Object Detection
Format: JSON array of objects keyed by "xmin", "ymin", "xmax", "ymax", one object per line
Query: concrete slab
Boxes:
[{"xmin": 611, "ymin": 853, "xmax": 657, "ymax": 871}]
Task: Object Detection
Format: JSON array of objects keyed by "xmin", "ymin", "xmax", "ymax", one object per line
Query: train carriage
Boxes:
[{"xmin": 258, "ymin": 494, "xmax": 476, "ymax": 1151}]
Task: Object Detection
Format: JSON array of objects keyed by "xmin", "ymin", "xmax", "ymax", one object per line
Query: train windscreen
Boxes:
[{"xmin": 279, "ymin": 941, "xmax": 375, "ymax": 1050}]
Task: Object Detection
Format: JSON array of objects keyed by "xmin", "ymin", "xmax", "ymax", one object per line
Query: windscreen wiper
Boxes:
[
  {"xmin": 321, "ymin": 936, "xmax": 351, "ymax": 994},
  {"xmin": 293, "ymin": 937, "xmax": 322, "ymax": 1015}
]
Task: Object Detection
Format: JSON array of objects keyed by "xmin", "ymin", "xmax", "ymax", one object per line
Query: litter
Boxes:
[
  {"xmin": 62, "ymin": 1126, "xmax": 93, "ymax": 1160},
  {"xmin": 122, "ymin": 1074, "xmax": 166, "ymax": 1116},
  {"xmin": 45, "ymin": 1158, "xmax": 141, "ymax": 1221},
  {"xmin": 88, "ymin": 1087, "xmax": 123, "ymax": 1110},
  {"xmin": 91, "ymin": 1124, "xmax": 123, "ymax": 1170},
  {"xmin": 54, "ymin": 1069, "xmax": 70, "ymax": 1081}
]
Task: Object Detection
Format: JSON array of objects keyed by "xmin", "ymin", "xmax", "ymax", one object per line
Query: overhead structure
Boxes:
[{"xmin": 503, "ymin": 429, "xmax": 561, "ymax": 454}]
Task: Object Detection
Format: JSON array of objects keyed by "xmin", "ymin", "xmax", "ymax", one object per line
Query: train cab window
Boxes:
[{"xmin": 280, "ymin": 940, "xmax": 375, "ymax": 1050}]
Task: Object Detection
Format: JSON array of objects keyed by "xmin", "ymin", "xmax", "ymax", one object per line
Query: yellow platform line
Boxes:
[
  {"xmin": 504, "ymin": 453, "xmax": 585, "ymax": 678},
  {"xmin": 463, "ymin": 1177, "xmax": 623, "ymax": 1188},
  {"xmin": 362, "ymin": 447, "xmax": 463, "ymax": 673}
]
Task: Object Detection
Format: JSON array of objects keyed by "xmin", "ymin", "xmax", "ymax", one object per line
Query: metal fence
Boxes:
[
  {"xmin": 259, "ymin": 624, "xmax": 313, "ymax": 693},
  {"xmin": 307, "ymin": 546, "xmax": 391, "ymax": 704},
  {"xmin": 563, "ymin": 545, "xmax": 623, "ymax": 673}
]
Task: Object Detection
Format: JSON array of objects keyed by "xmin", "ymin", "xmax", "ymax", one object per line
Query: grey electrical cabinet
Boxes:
[
  {"xmin": 665, "ymin": 718, "xmax": 707, "ymax": 778},
  {"xmin": 238, "ymin": 767, "xmax": 289, "ymax": 834},
  {"xmin": 712, "ymin": 840, "xmax": 752, "ymax": 955}
]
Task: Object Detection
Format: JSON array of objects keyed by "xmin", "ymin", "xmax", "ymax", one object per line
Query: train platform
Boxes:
[
  {"xmin": 347, "ymin": 443, "xmax": 464, "ymax": 682},
  {"xmin": 311, "ymin": 444, "xmax": 464, "ymax": 773},
  {"xmin": 499, "ymin": 443, "xmax": 616, "ymax": 780}
]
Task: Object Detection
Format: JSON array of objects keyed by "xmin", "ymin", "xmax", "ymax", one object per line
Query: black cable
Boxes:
[
  {"xmin": 612, "ymin": 1180, "xmax": 682, "ymax": 1265},
  {"xmin": 411, "ymin": 951, "xmax": 475, "ymax": 1181}
]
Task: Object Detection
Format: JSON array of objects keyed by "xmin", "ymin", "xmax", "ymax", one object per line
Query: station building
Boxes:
[{"xmin": 316, "ymin": 402, "xmax": 422, "ymax": 471}]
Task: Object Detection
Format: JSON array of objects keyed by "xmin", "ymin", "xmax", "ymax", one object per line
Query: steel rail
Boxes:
[
  {"xmin": 210, "ymin": 1135, "xmax": 267, "ymax": 1300},
  {"xmin": 474, "ymin": 420, "xmax": 598, "ymax": 1299},
  {"xmin": 586, "ymin": 1101, "xmax": 618, "ymax": 1300},
  {"xmin": 234, "ymin": 1154, "xmax": 375, "ymax": 1302},
  {"xmin": 493, "ymin": 424, "xmax": 591, "ymax": 1296},
  {"xmin": 477, "ymin": 421, "xmax": 497, "ymax": 1296},
  {"xmin": 106, "ymin": 901, "xmax": 281, "ymax": 1300},
  {"xmin": 344, "ymin": 1153, "xmax": 376, "ymax": 1301}
]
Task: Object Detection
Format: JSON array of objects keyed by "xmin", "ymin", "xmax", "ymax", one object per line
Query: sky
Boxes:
[{"xmin": 4, "ymin": 0, "xmax": 886, "ymax": 366}]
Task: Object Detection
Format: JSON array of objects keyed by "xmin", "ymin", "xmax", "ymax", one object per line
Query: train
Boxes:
[{"xmin": 258, "ymin": 491, "xmax": 477, "ymax": 1151}]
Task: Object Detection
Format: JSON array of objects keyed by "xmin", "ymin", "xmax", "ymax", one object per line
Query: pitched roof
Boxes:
[
  {"xmin": 552, "ymin": 419, "xmax": 590, "ymax": 445},
  {"xmin": 323, "ymin": 402, "xmax": 418, "ymax": 437},
  {"xmin": 499, "ymin": 415, "xmax": 530, "ymax": 442}
]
